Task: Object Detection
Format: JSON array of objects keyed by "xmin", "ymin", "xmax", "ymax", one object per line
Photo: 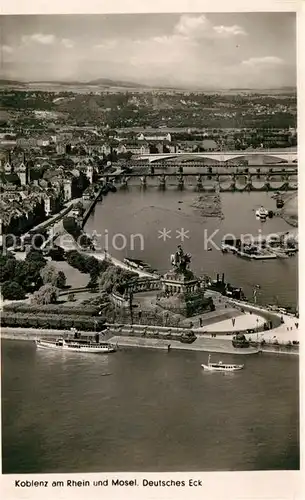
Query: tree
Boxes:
[
  {"xmin": 25, "ymin": 249, "xmax": 46, "ymax": 269},
  {"xmin": 31, "ymin": 284, "xmax": 59, "ymax": 305},
  {"xmin": 47, "ymin": 245, "xmax": 65, "ymax": 261},
  {"xmin": 63, "ymin": 216, "xmax": 81, "ymax": 241},
  {"xmin": 56, "ymin": 271, "xmax": 66, "ymax": 289},
  {"xmin": 40, "ymin": 263, "xmax": 57, "ymax": 285},
  {"xmin": 66, "ymin": 250, "xmax": 109, "ymax": 276},
  {"xmin": 149, "ymin": 144, "xmax": 159, "ymax": 154},
  {"xmin": 40, "ymin": 264, "xmax": 66, "ymax": 288},
  {"xmin": 98, "ymin": 266, "xmax": 136, "ymax": 293},
  {"xmin": 14, "ymin": 260, "xmax": 43, "ymax": 291},
  {"xmin": 0, "ymin": 253, "xmax": 17, "ymax": 283},
  {"xmin": 2, "ymin": 281, "xmax": 26, "ymax": 300}
]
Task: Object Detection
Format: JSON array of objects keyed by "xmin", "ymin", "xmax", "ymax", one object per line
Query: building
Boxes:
[
  {"xmin": 1, "ymin": 153, "xmax": 29, "ymax": 186},
  {"xmin": 137, "ymin": 132, "xmax": 172, "ymax": 142}
]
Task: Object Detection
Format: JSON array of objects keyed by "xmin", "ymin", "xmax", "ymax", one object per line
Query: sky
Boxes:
[{"xmin": 0, "ymin": 13, "xmax": 296, "ymax": 88}]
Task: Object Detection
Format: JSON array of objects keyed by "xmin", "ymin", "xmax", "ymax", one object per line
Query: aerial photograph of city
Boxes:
[{"xmin": 0, "ymin": 10, "xmax": 299, "ymax": 479}]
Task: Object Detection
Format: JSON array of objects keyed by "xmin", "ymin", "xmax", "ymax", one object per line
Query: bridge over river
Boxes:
[
  {"xmin": 105, "ymin": 168, "xmax": 298, "ymax": 192},
  {"xmin": 135, "ymin": 148, "xmax": 297, "ymax": 164}
]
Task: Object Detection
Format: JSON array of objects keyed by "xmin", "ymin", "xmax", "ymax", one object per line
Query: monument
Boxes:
[{"xmin": 158, "ymin": 246, "xmax": 214, "ymax": 317}]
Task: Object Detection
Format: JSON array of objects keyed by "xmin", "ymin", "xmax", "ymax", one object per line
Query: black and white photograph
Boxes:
[{"xmin": 0, "ymin": 2, "xmax": 301, "ymax": 497}]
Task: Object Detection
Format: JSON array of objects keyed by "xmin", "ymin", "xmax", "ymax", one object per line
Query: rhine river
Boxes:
[
  {"xmin": 85, "ymin": 189, "xmax": 298, "ymax": 307},
  {"xmin": 2, "ymin": 340, "xmax": 299, "ymax": 473},
  {"xmin": 2, "ymin": 190, "xmax": 299, "ymax": 474}
]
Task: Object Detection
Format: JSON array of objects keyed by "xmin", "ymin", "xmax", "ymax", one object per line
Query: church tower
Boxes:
[
  {"xmin": 63, "ymin": 179, "xmax": 72, "ymax": 201},
  {"xmin": 86, "ymin": 164, "xmax": 94, "ymax": 184},
  {"xmin": 16, "ymin": 153, "xmax": 28, "ymax": 185},
  {"xmin": 4, "ymin": 150, "xmax": 12, "ymax": 175}
]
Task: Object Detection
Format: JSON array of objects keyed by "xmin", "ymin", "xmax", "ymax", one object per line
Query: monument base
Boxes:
[{"xmin": 157, "ymin": 290, "xmax": 214, "ymax": 318}]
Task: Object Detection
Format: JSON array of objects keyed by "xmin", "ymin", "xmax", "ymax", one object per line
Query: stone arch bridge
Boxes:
[{"xmin": 109, "ymin": 170, "xmax": 298, "ymax": 192}]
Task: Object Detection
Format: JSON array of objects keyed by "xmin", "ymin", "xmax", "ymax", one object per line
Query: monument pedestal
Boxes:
[{"xmin": 158, "ymin": 268, "xmax": 213, "ymax": 317}]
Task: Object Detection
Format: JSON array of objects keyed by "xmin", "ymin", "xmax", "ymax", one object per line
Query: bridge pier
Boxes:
[
  {"xmin": 120, "ymin": 176, "xmax": 128, "ymax": 189},
  {"xmin": 158, "ymin": 174, "xmax": 166, "ymax": 190},
  {"xmin": 230, "ymin": 179, "xmax": 236, "ymax": 191},
  {"xmin": 140, "ymin": 175, "xmax": 147, "ymax": 189},
  {"xmin": 244, "ymin": 175, "xmax": 253, "ymax": 191},
  {"xmin": 196, "ymin": 175, "xmax": 203, "ymax": 191},
  {"xmin": 177, "ymin": 175, "xmax": 184, "ymax": 190}
]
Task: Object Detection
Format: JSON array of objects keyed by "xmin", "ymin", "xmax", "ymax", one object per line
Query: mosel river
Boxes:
[
  {"xmin": 2, "ymin": 340, "xmax": 299, "ymax": 473},
  {"xmin": 85, "ymin": 189, "xmax": 298, "ymax": 307}
]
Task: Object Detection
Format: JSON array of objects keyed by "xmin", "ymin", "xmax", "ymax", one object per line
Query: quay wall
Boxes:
[
  {"xmin": 1, "ymin": 327, "xmax": 298, "ymax": 355},
  {"xmin": 81, "ymin": 186, "xmax": 104, "ymax": 228},
  {"xmin": 0, "ymin": 327, "xmax": 99, "ymax": 341}
]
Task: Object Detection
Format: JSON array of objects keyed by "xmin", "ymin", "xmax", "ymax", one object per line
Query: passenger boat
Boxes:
[
  {"xmin": 124, "ymin": 257, "xmax": 153, "ymax": 272},
  {"xmin": 201, "ymin": 354, "xmax": 244, "ymax": 372},
  {"xmin": 36, "ymin": 337, "xmax": 117, "ymax": 353},
  {"xmin": 255, "ymin": 206, "xmax": 269, "ymax": 219}
]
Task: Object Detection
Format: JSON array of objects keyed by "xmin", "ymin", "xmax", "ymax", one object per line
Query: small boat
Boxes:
[
  {"xmin": 107, "ymin": 182, "xmax": 117, "ymax": 193},
  {"xmin": 201, "ymin": 354, "xmax": 244, "ymax": 372},
  {"xmin": 255, "ymin": 206, "xmax": 269, "ymax": 219},
  {"xmin": 36, "ymin": 337, "xmax": 117, "ymax": 353}
]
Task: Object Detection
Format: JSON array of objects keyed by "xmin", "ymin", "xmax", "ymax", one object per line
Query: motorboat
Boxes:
[
  {"xmin": 36, "ymin": 337, "xmax": 117, "ymax": 353},
  {"xmin": 201, "ymin": 354, "xmax": 244, "ymax": 372},
  {"xmin": 255, "ymin": 206, "xmax": 269, "ymax": 219}
]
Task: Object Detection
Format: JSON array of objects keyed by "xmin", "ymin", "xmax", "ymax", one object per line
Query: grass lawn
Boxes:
[{"xmin": 52, "ymin": 261, "xmax": 90, "ymax": 288}]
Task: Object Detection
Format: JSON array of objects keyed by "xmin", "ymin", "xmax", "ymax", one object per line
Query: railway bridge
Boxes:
[{"xmin": 135, "ymin": 149, "xmax": 297, "ymax": 164}]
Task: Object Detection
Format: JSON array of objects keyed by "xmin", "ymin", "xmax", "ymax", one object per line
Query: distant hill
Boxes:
[
  {"xmin": 0, "ymin": 79, "xmax": 26, "ymax": 86},
  {"xmin": 86, "ymin": 78, "xmax": 149, "ymax": 88},
  {"xmin": 0, "ymin": 77, "xmax": 150, "ymax": 89},
  {"xmin": 0, "ymin": 78, "xmax": 296, "ymax": 93}
]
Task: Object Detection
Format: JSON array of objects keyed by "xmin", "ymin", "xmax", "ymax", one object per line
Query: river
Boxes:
[
  {"xmin": 85, "ymin": 189, "xmax": 298, "ymax": 307},
  {"xmin": 1, "ymin": 339, "xmax": 299, "ymax": 473}
]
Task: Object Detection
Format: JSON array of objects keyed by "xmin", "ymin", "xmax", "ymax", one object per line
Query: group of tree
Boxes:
[
  {"xmin": 1, "ymin": 249, "xmax": 67, "ymax": 304},
  {"xmin": 65, "ymin": 250, "xmax": 136, "ymax": 291},
  {"xmin": 31, "ymin": 284, "xmax": 59, "ymax": 305},
  {"xmin": 98, "ymin": 266, "xmax": 136, "ymax": 294},
  {"xmin": 65, "ymin": 250, "xmax": 108, "ymax": 285},
  {"xmin": 0, "ymin": 249, "xmax": 46, "ymax": 300},
  {"xmin": 62, "ymin": 217, "xmax": 93, "ymax": 249},
  {"xmin": 40, "ymin": 263, "xmax": 66, "ymax": 288}
]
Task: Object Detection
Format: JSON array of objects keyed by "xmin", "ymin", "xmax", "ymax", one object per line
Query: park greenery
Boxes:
[
  {"xmin": 3, "ymin": 302, "xmax": 102, "ymax": 316},
  {"xmin": 99, "ymin": 266, "xmax": 136, "ymax": 293},
  {"xmin": 1, "ymin": 311, "xmax": 106, "ymax": 331},
  {"xmin": 62, "ymin": 217, "xmax": 94, "ymax": 249},
  {"xmin": 31, "ymin": 284, "xmax": 59, "ymax": 305},
  {"xmin": 65, "ymin": 250, "xmax": 136, "ymax": 290},
  {"xmin": 0, "ymin": 248, "xmax": 69, "ymax": 304},
  {"xmin": 0, "ymin": 249, "xmax": 46, "ymax": 300},
  {"xmin": 40, "ymin": 263, "xmax": 66, "ymax": 288}
]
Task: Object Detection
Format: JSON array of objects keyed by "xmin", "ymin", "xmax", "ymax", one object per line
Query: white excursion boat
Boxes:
[
  {"xmin": 36, "ymin": 337, "xmax": 117, "ymax": 353},
  {"xmin": 255, "ymin": 206, "xmax": 269, "ymax": 219},
  {"xmin": 201, "ymin": 354, "xmax": 244, "ymax": 372}
]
